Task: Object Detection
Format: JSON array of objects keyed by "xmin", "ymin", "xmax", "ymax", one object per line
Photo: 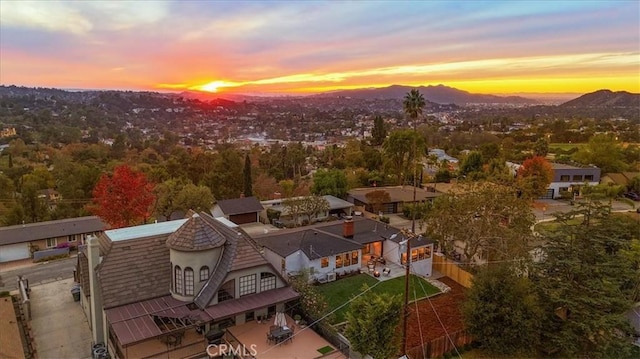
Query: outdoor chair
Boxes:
[
  {"xmin": 266, "ymin": 332, "xmax": 274, "ymax": 344},
  {"xmin": 383, "ymin": 267, "xmax": 391, "ymax": 276},
  {"xmin": 367, "ymin": 263, "xmax": 375, "ymax": 273}
]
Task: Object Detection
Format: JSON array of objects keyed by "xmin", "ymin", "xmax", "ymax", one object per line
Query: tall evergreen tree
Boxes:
[
  {"xmin": 371, "ymin": 116, "xmax": 387, "ymax": 146},
  {"xmin": 243, "ymin": 153, "xmax": 253, "ymax": 197},
  {"xmin": 534, "ymin": 201, "xmax": 639, "ymax": 358}
]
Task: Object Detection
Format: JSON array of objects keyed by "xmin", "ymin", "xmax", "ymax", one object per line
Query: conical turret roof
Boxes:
[{"xmin": 166, "ymin": 213, "xmax": 226, "ymax": 251}]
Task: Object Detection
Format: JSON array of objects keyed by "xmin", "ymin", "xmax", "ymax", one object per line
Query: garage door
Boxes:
[
  {"xmin": 0, "ymin": 243, "xmax": 30, "ymax": 262},
  {"xmin": 229, "ymin": 213, "xmax": 256, "ymax": 225},
  {"xmin": 539, "ymin": 189, "xmax": 555, "ymax": 199}
]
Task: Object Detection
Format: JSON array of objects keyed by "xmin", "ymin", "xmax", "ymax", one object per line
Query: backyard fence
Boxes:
[
  {"xmin": 432, "ymin": 253, "xmax": 473, "ymax": 288},
  {"xmin": 406, "ymin": 329, "xmax": 473, "ymax": 359}
]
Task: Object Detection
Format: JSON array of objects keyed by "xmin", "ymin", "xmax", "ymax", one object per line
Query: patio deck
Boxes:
[
  {"xmin": 360, "ymin": 255, "xmax": 405, "ymax": 281},
  {"xmin": 122, "ymin": 328, "xmax": 206, "ymax": 359},
  {"xmin": 227, "ymin": 314, "xmax": 346, "ymax": 359}
]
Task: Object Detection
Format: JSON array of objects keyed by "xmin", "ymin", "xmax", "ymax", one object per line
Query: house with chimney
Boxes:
[
  {"xmin": 255, "ymin": 216, "xmax": 435, "ymax": 282},
  {"xmin": 76, "ymin": 211, "xmax": 298, "ymax": 359},
  {"xmin": 260, "ymin": 194, "xmax": 354, "ymax": 226}
]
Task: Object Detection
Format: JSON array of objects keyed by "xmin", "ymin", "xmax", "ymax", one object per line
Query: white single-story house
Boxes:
[
  {"xmin": 0, "ymin": 216, "xmax": 106, "ymax": 263},
  {"xmin": 255, "ymin": 217, "xmax": 435, "ymax": 281}
]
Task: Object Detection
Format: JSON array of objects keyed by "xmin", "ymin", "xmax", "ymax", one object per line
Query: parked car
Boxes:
[{"xmin": 623, "ymin": 192, "xmax": 640, "ymax": 201}]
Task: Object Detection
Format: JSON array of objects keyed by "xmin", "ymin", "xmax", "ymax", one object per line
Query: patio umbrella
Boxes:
[{"xmin": 274, "ymin": 312, "xmax": 286, "ymax": 327}]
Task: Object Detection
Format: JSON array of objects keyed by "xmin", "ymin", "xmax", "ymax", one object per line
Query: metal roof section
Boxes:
[{"xmin": 105, "ymin": 219, "xmax": 188, "ymax": 242}]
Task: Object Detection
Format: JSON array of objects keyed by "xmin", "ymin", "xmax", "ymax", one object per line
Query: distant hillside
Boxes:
[
  {"xmin": 315, "ymin": 84, "xmax": 538, "ymax": 105},
  {"xmin": 561, "ymin": 89, "xmax": 640, "ymax": 107}
]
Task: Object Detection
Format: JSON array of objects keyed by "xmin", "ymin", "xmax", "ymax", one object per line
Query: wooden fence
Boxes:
[
  {"xmin": 406, "ymin": 329, "xmax": 473, "ymax": 359},
  {"xmin": 432, "ymin": 253, "xmax": 473, "ymax": 288}
]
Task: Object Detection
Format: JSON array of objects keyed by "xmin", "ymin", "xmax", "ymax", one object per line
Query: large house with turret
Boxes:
[{"xmin": 76, "ymin": 211, "xmax": 298, "ymax": 359}]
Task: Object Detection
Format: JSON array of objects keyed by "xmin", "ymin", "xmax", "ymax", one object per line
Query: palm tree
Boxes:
[
  {"xmin": 400, "ymin": 89, "xmax": 425, "ymax": 355},
  {"xmin": 403, "ymin": 89, "xmax": 425, "ymax": 129}
]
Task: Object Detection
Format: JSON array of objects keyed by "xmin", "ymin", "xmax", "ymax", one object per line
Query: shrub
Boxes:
[
  {"xmin": 379, "ymin": 216, "xmax": 390, "ymax": 224},
  {"xmin": 0, "ymin": 291, "xmax": 10, "ymax": 297}
]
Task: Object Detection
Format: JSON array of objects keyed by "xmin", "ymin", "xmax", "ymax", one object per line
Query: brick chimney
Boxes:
[{"xmin": 343, "ymin": 216, "xmax": 354, "ymax": 238}]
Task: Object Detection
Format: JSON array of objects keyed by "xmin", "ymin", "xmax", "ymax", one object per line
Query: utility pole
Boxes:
[{"xmin": 402, "ymin": 230, "xmax": 412, "ymax": 355}]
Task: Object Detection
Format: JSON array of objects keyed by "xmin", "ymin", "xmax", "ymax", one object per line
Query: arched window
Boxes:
[
  {"xmin": 184, "ymin": 267, "xmax": 194, "ymax": 296},
  {"xmin": 200, "ymin": 266, "xmax": 210, "ymax": 282},
  {"xmin": 174, "ymin": 266, "xmax": 183, "ymax": 294}
]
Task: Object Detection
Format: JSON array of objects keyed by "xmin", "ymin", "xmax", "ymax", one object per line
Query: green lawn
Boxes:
[
  {"xmin": 549, "ymin": 142, "xmax": 587, "ymax": 152},
  {"xmin": 316, "ymin": 273, "xmax": 440, "ymax": 323}
]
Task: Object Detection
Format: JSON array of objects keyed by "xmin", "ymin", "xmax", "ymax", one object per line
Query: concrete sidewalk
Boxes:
[{"xmin": 30, "ymin": 278, "xmax": 93, "ymax": 359}]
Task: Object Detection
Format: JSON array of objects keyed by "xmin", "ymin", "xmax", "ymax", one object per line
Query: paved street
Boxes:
[
  {"xmin": 532, "ymin": 199, "xmax": 636, "ymax": 221},
  {"xmin": 0, "ymin": 256, "xmax": 76, "ymax": 292}
]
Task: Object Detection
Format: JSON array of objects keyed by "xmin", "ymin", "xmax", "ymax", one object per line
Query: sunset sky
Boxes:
[{"xmin": 1, "ymin": 0, "xmax": 638, "ymax": 95}]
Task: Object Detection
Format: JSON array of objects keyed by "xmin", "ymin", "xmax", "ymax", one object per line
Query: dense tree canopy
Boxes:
[
  {"xmin": 533, "ymin": 202, "xmax": 639, "ymax": 358},
  {"xmin": 423, "ymin": 182, "xmax": 535, "ymax": 268},
  {"xmin": 345, "ymin": 287, "xmax": 402, "ymax": 359},
  {"xmin": 88, "ymin": 165, "xmax": 156, "ymax": 228},
  {"xmin": 463, "ymin": 264, "xmax": 542, "ymax": 355},
  {"xmin": 517, "ymin": 155, "xmax": 554, "ymax": 199}
]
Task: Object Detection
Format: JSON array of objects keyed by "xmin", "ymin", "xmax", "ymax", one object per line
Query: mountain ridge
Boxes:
[
  {"xmin": 312, "ymin": 84, "xmax": 539, "ymax": 105},
  {"xmin": 560, "ymin": 89, "xmax": 639, "ymax": 107}
]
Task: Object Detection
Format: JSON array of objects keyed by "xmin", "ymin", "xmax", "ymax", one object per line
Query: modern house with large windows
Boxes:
[
  {"xmin": 76, "ymin": 211, "xmax": 298, "ymax": 359},
  {"xmin": 507, "ymin": 161, "xmax": 601, "ymax": 199}
]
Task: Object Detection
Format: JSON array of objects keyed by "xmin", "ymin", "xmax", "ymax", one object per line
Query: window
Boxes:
[
  {"xmin": 200, "ymin": 266, "xmax": 209, "ymax": 282},
  {"xmin": 584, "ymin": 175, "xmax": 594, "ymax": 181},
  {"xmin": 174, "ymin": 266, "xmax": 183, "ymax": 294},
  {"xmin": 344, "ymin": 253, "xmax": 351, "ymax": 266},
  {"xmin": 559, "ymin": 187, "xmax": 569, "ymax": 192},
  {"xmin": 260, "ymin": 272, "xmax": 276, "ymax": 292},
  {"xmin": 572, "ymin": 175, "xmax": 582, "ymax": 181},
  {"xmin": 560, "ymin": 175, "xmax": 570, "ymax": 182},
  {"xmin": 170, "ymin": 262, "xmax": 173, "ymax": 292},
  {"xmin": 281, "ymin": 259, "xmax": 286, "ymax": 272},
  {"xmin": 218, "ymin": 279, "xmax": 235, "ymax": 303},
  {"xmin": 46, "ymin": 238, "xmax": 57, "ymax": 248},
  {"xmin": 184, "ymin": 267, "xmax": 194, "ymax": 295},
  {"xmin": 68, "ymin": 235, "xmax": 77, "ymax": 242},
  {"xmin": 321, "ymin": 257, "xmax": 329, "ymax": 268},
  {"xmin": 424, "ymin": 246, "xmax": 432, "ymax": 259},
  {"xmin": 335, "ymin": 255, "xmax": 343, "ymax": 268},
  {"xmin": 411, "ymin": 249, "xmax": 418, "ymax": 262},
  {"xmin": 239, "ymin": 274, "xmax": 256, "ymax": 296},
  {"xmin": 351, "ymin": 251, "xmax": 359, "ymax": 265}
]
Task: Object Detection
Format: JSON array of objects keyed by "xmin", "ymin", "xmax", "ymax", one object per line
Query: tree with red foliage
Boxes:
[
  {"xmin": 88, "ymin": 165, "xmax": 156, "ymax": 228},
  {"xmin": 517, "ymin": 156, "xmax": 554, "ymax": 199}
]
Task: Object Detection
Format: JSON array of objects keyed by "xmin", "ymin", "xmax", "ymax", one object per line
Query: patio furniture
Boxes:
[
  {"xmin": 382, "ymin": 267, "xmax": 391, "ymax": 276},
  {"xmin": 367, "ymin": 263, "xmax": 375, "ymax": 274},
  {"xmin": 373, "ymin": 270, "xmax": 381, "ymax": 278},
  {"xmin": 266, "ymin": 332, "xmax": 275, "ymax": 344},
  {"xmin": 269, "ymin": 327, "xmax": 293, "ymax": 344}
]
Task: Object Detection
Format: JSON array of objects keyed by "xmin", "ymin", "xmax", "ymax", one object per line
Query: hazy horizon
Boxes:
[{"xmin": 1, "ymin": 1, "xmax": 638, "ymax": 95}]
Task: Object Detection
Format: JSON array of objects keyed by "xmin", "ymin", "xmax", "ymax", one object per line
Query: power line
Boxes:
[
  {"xmin": 411, "ymin": 265, "xmax": 462, "ymax": 359},
  {"xmin": 258, "ymin": 278, "xmax": 385, "ymax": 357}
]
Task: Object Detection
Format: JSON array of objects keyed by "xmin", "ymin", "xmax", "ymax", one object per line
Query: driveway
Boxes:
[{"xmin": 30, "ymin": 278, "xmax": 92, "ymax": 359}]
